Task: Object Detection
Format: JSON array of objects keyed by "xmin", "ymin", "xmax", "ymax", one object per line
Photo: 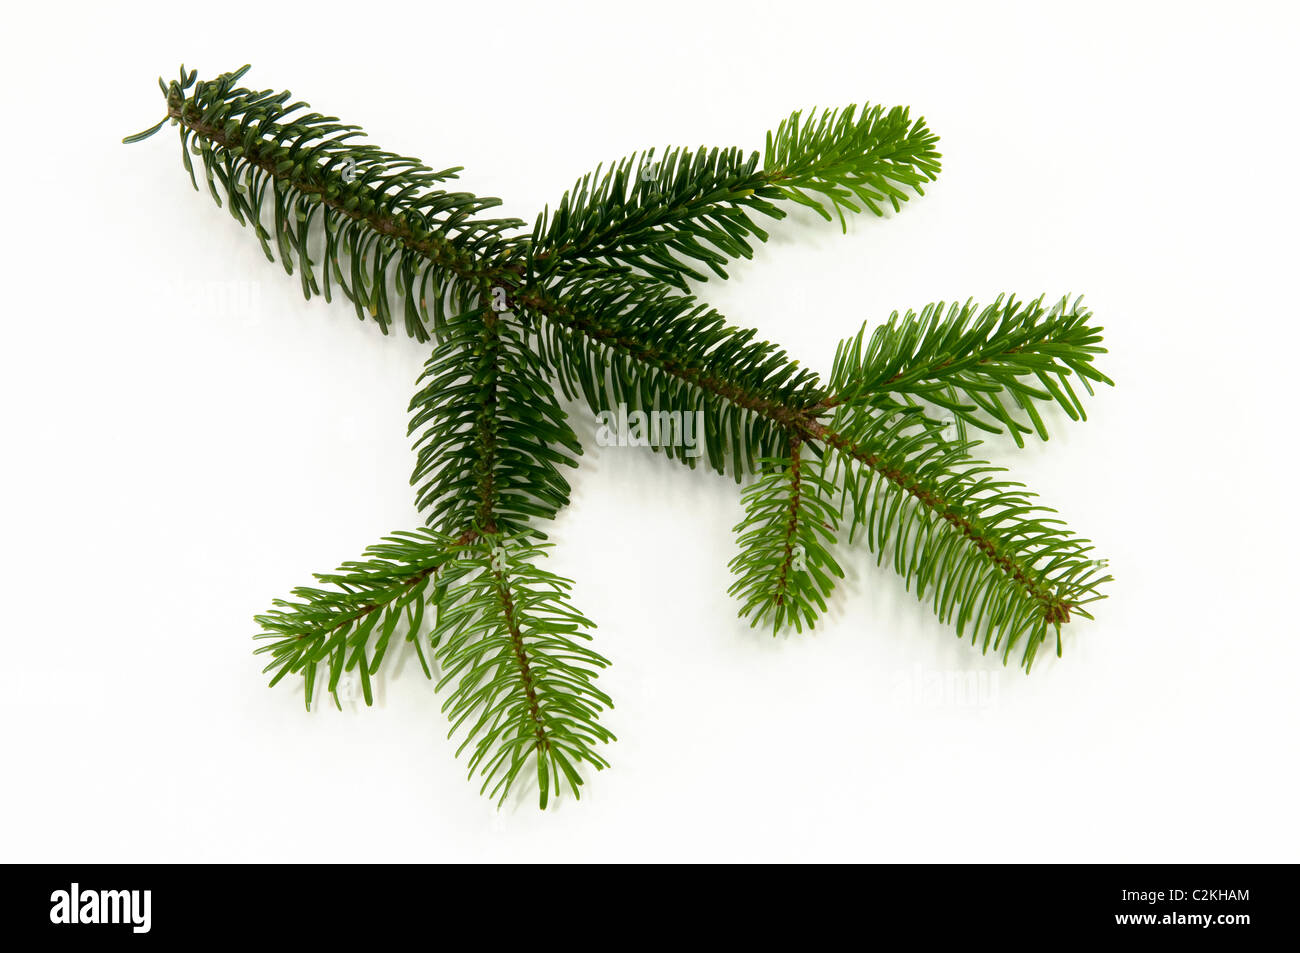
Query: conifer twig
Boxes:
[{"xmin": 127, "ymin": 65, "xmax": 1113, "ymax": 807}]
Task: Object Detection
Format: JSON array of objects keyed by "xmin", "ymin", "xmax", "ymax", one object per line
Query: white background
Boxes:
[{"xmin": 2, "ymin": 0, "xmax": 1297, "ymax": 862}]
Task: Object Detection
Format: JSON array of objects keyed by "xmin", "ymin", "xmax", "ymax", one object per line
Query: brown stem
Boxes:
[
  {"xmin": 490, "ymin": 563, "xmax": 549, "ymax": 752},
  {"xmin": 773, "ymin": 434, "xmax": 803, "ymax": 609}
]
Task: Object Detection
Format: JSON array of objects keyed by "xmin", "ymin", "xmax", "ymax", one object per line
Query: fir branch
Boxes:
[
  {"xmin": 128, "ymin": 65, "xmax": 1117, "ymax": 808},
  {"xmin": 518, "ymin": 268, "xmax": 1106, "ymax": 658},
  {"xmin": 128, "ymin": 68, "xmax": 940, "ymax": 345},
  {"xmin": 529, "ymin": 145, "xmax": 779, "ymax": 289},
  {"xmin": 408, "ymin": 302, "xmax": 581, "ymax": 538},
  {"xmin": 127, "ymin": 65, "xmax": 522, "ymax": 341},
  {"xmin": 729, "ymin": 440, "xmax": 845, "ymax": 632},
  {"xmin": 252, "ymin": 528, "xmax": 614, "ymax": 808},
  {"xmin": 252, "ymin": 528, "xmax": 467, "ymax": 710},
  {"xmin": 433, "ymin": 535, "xmax": 614, "ymax": 808},
  {"xmin": 528, "ymin": 104, "xmax": 940, "ymax": 290},
  {"xmin": 817, "ymin": 404, "xmax": 1110, "ymax": 667},
  {"xmin": 825, "ymin": 294, "xmax": 1113, "ymax": 445},
  {"xmin": 516, "ymin": 272, "xmax": 1109, "ymax": 655},
  {"xmin": 764, "ymin": 104, "xmax": 941, "ymax": 227},
  {"xmin": 407, "ymin": 301, "xmax": 606, "ymax": 807}
]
